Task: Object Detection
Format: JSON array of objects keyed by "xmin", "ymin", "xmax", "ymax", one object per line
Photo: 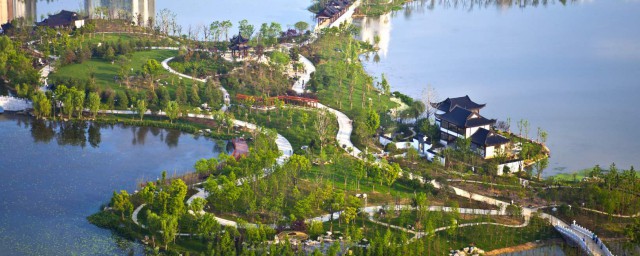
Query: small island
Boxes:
[{"xmin": 0, "ymin": 1, "xmax": 638, "ymax": 256}]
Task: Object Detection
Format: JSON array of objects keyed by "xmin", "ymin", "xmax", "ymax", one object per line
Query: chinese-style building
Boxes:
[
  {"xmin": 36, "ymin": 10, "xmax": 85, "ymax": 29},
  {"xmin": 432, "ymin": 95, "xmax": 510, "ymax": 159},
  {"xmin": 316, "ymin": 0, "xmax": 352, "ymax": 25},
  {"xmin": 229, "ymin": 32, "xmax": 250, "ymax": 58}
]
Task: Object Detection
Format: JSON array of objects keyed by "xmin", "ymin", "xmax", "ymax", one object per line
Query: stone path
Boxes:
[
  {"xmin": 291, "ymin": 54, "xmax": 315, "ymax": 94},
  {"xmin": 0, "ymin": 96, "xmax": 32, "ymax": 111}
]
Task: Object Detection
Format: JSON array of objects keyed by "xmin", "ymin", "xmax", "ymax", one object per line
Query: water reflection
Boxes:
[
  {"xmin": 0, "ymin": 114, "xmax": 226, "ymax": 255},
  {"xmin": 408, "ymin": 0, "xmax": 584, "ymax": 11},
  {"xmin": 358, "ymin": 0, "xmax": 640, "ymax": 174},
  {"xmin": 355, "ymin": 12, "xmax": 392, "ymax": 58},
  {"xmin": 30, "ymin": 118, "xmax": 56, "ymax": 143}
]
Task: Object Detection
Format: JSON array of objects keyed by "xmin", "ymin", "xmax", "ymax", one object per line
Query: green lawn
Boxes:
[
  {"xmin": 51, "ymin": 49, "xmax": 200, "ymax": 95},
  {"xmin": 232, "ymin": 106, "xmax": 338, "ymax": 154},
  {"xmin": 413, "ymin": 216, "xmax": 559, "ymax": 254}
]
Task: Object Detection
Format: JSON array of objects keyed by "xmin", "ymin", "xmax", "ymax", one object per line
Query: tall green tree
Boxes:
[
  {"xmin": 31, "ymin": 92, "xmax": 51, "ymax": 119},
  {"xmin": 142, "ymin": 59, "xmax": 162, "ymax": 90},
  {"xmin": 294, "ymin": 21, "xmax": 309, "ymax": 34},
  {"xmin": 136, "ymin": 99, "xmax": 147, "ymax": 120},
  {"xmin": 111, "ymin": 190, "xmax": 133, "ymax": 220},
  {"xmin": 165, "ymin": 101, "xmax": 180, "ymax": 123},
  {"xmin": 87, "ymin": 92, "xmax": 101, "ymax": 118},
  {"xmin": 365, "ymin": 109, "xmax": 380, "ymax": 135}
]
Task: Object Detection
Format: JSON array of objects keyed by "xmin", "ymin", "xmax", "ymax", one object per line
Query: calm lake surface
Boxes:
[
  {"xmin": 498, "ymin": 245, "xmax": 566, "ymax": 256},
  {"xmin": 358, "ymin": 0, "xmax": 640, "ymax": 175},
  {"xmin": 36, "ymin": 0, "xmax": 314, "ymax": 31},
  {"xmin": 0, "ymin": 114, "xmax": 227, "ymax": 255}
]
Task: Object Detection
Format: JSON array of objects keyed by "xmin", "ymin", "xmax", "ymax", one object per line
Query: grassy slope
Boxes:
[{"xmin": 51, "ymin": 49, "xmax": 200, "ymax": 95}]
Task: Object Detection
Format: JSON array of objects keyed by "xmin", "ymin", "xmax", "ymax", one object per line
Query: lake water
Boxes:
[
  {"xmin": 0, "ymin": 114, "xmax": 227, "ymax": 255},
  {"xmin": 498, "ymin": 245, "xmax": 566, "ymax": 256},
  {"xmin": 358, "ymin": 0, "xmax": 640, "ymax": 175},
  {"xmin": 35, "ymin": 0, "xmax": 314, "ymax": 32}
]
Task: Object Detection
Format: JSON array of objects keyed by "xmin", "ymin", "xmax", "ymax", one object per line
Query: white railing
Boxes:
[
  {"xmin": 571, "ymin": 223, "xmax": 615, "ymax": 256},
  {"xmin": 571, "ymin": 223, "xmax": 594, "ymax": 238},
  {"xmin": 555, "ymin": 225, "xmax": 591, "ymax": 255}
]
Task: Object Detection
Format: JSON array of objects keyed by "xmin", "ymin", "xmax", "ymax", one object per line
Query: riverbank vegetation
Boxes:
[{"xmin": 356, "ymin": 0, "xmax": 409, "ymax": 16}]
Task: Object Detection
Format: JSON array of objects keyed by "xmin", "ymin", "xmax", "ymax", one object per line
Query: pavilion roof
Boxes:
[
  {"xmin": 230, "ymin": 32, "xmax": 249, "ymax": 45},
  {"xmin": 431, "ymin": 95, "xmax": 486, "ymax": 113},
  {"xmin": 436, "ymin": 106, "xmax": 495, "ymax": 128},
  {"xmin": 470, "ymin": 128, "xmax": 510, "ymax": 147}
]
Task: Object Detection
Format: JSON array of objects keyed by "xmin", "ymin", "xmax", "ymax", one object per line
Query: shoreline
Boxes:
[{"xmin": 485, "ymin": 238, "xmax": 565, "ymax": 255}]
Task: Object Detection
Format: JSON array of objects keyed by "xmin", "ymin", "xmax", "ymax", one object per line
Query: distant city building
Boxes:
[
  {"xmin": 0, "ymin": 0, "xmax": 37, "ymax": 25},
  {"xmin": 85, "ymin": 0, "xmax": 155, "ymax": 26}
]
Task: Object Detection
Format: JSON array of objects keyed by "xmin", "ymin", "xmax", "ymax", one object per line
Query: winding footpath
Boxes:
[{"xmin": 63, "ymin": 38, "xmax": 610, "ymax": 255}]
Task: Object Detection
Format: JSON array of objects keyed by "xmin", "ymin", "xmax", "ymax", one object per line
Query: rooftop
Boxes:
[
  {"xmin": 470, "ymin": 128, "xmax": 510, "ymax": 147},
  {"xmin": 431, "ymin": 95, "xmax": 486, "ymax": 113},
  {"xmin": 436, "ymin": 106, "xmax": 495, "ymax": 128}
]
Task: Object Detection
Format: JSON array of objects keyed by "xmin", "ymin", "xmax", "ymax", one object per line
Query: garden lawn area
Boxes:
[
  {"xmin": 301, "ymin": 160, "xmax": 417, "ymax": 205},
  {"xmin": 307, "ymin": 28, "xmax": 399, "ymax": 118},
  {"xmin": 322, "ymin": 215, "xmax": 408, "ymax": 239},
  {"xmin": 412, "ymin": 216, "xmax": 559, "ymax": 254},
  {"xmin": 233, "ymin": 106, "xmax": 338, "ymax": 153},
  {"xmin": 51, "ymin": 49, "xmax": 197, "ymax": 95}
]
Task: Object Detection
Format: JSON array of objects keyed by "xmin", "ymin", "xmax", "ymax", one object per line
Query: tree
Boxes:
[
  {"xmin": 116, "ymin": 91, "xmax": 129, "ymax": 109},
  {"xmin": 111, "ymin": 190, "xmax": 133, "ymax": 220},
  {"xmin": 314, "ymin": 110, "xmax": 334, "ymax": 153},
  {"xmin": 117, "ymin": 55, "xmax": 131, "ymax": 87},
  {"xmin": 306, "ymin": 220, "xmax": 324, "ymax": 239},
  {"xmin": 189, "ymin": 84, "xmax": 201, "ymax": 106},
  {"xmin": 104, "ymin": 46, "xmax": 115, "ymax": 61},
  {"xmin": 168, "ymin": 179, "xmax": 188, "ymax": 215},
  {"xmin": 87, "ymin": 92, "xmax": 100, "ymax": 118},
  {"xmin": 421, "ymin": 85, "xmax": 438, "ymax": 121},
  {"xmin": 294, "ymin": 21, "xmax": 309, "ymax": 35},
  {"xmin": 409, "ymin": 101, "xmax": 426, "ymax": 120},
  {"xmin": 365, "ymin": 109, "xmax": 380, "ymax": 135},
  {"xmin": 63, "ymin": 95, "xmax": 74, "ymax": 118},
  {"xmin": 175, "ymin": 84, "xmax": 187, "ymax": 105},
  {"xmin": 31, "ymin": 92, "xmax": 51, "ymax": 119},
  {"xmin": 535, "ymin": 157, "xmax": 549, "ymax": 181},
  {"xmin": 142, "ymin": 59, "xmax": 162, "ymax": 90},
  {"xmin": 380, "ymin": 73, "xmax": 390, "ymax": 95},
  {"xmin": 71, "ymin": 89, "xmax": 85, "ymax": 119},
  {"xmin": 238, "ymin": 19, "xmax": 255, "ymax": 39},
  {"xmin": 625, "ymin": 217, "xmax": 640, "ymax": 244},
  {"xmin": 383, "ymin": 163, "xmax": 401, "ymax": 195},
  {"xmin": 136, "ymin": 99, "xmax": 147, "ymax": 120},
  {"xmin": 159, "ymin": 214, "xmax": 179, "ymax": 250},
  {"xmin": 220, "ymin": 20, "xmax": 233, "ymax": 41},
  {"xmin": 301, "ymin": 112, "xmax": 309, "ymax": 130},
  {"xmin": 165, "ymin": 101, "xmax": 180, "ymax": 123}
]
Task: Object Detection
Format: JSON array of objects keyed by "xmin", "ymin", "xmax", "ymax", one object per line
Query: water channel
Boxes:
[
  {"xmin": 0, "ymin": 114, "xmax": 227, "ymax": 255},
  {"xmin": 357, "ymin": 0, "xmax": 640, "ymax": 175}
]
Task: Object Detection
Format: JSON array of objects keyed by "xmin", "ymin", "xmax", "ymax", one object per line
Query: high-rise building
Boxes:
[
  {"xmin": 85, "ymin": 0, "xmax": 154, "ymax": 26},
  {"xmin": 0, "ymin": 0, "xmax": 36, "ymax": 25}
]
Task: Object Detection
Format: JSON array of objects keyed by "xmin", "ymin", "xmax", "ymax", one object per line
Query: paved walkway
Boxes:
[
  {"xmin": 291, "ymin": 54, "xmax": 315, "ymax": 94},
  {"xmin": 0, "ymin": 96, "xmax": 32, "ymax": 111}
]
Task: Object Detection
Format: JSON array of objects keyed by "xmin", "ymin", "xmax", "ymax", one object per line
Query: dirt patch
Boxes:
[{"xmin": 485, "ymin": 239, "xmax": 564, "ymax": 255}]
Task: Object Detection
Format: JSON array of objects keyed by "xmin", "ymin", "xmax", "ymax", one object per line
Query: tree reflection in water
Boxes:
[
  {"xmin": 56, "ymin": 121, "xmax": 87, "ymax": 147},
  {"xmin": 88, "ymin": 124, "xmax": 101, "ymax": 148},
  {"xmin": 30, "ymin": 118, "xmax": 56, "ymax": 143}
]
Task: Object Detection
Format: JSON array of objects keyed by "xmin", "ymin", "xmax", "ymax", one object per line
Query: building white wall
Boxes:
[
  {"xmin": 74, "ymin": 19, "xmax": 85, "ymax": 28},
  {"xmin": 465, "ymin": 124, "xmax": 490, "ymax": 139},
  {"xmin": 497, "ymin": 160, "xmax": 523, "ymax": 176}
]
